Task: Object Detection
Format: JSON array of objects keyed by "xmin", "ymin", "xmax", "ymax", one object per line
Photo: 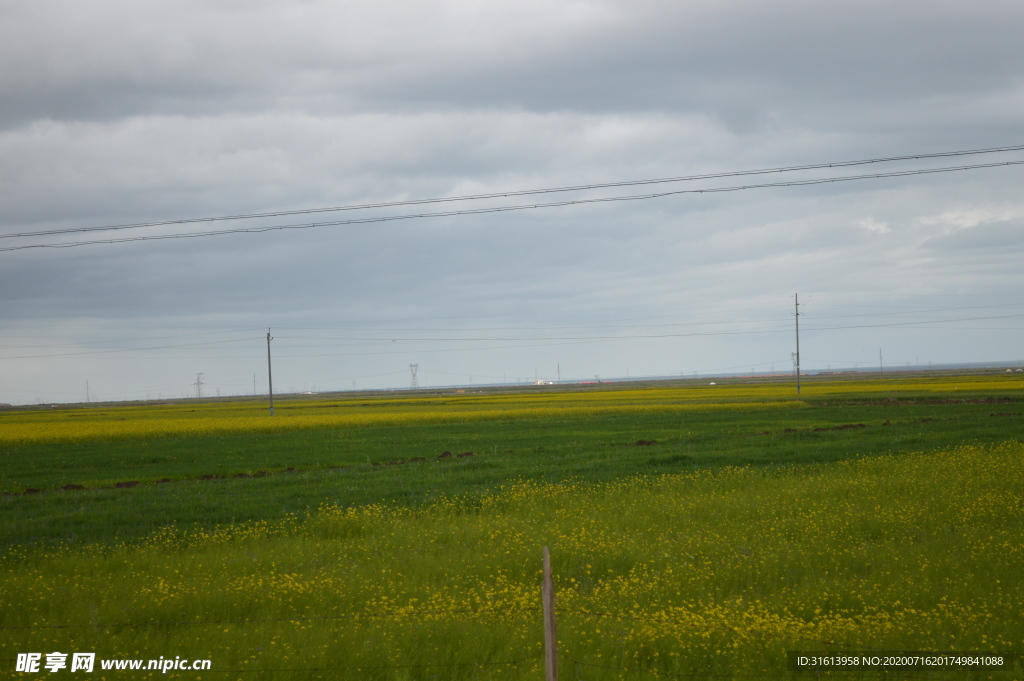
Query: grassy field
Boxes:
[
  {"xmin": 2, "ymin": 374, "xmax": 1023, "ymax": 548},
  {"xmin": 1, "ymin": 373, "xmax": 1023, "ymax": 679}
]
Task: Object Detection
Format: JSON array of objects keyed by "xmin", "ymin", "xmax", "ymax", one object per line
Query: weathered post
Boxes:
[
  {"xmin": 543, "ymin": 546, "xmax": 558, "ymax": 681},
  {"xmin": 794, "ymin": 293, "xmax": 801, "ymax": 395}
]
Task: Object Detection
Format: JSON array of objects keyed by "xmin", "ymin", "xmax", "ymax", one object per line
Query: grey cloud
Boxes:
[
  {"xmin": 2, "ymin": 0, "xmax": 1024, "ymax": 402},
  {"xmin": 3, "ymin": 1, "xmax": 1024, "ymax": 129},
  {"xmin": 921, "ymin": 219, "xmax": 1024, "ymax": 252}
]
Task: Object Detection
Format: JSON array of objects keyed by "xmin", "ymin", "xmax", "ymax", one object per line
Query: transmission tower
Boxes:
[
  {"xmin": 194, "ymin": 373, "xmax": 205, "ymax": 398},
  {"xmin": 409, "ymin": 364, "xmax": 419, "ymax": 389}
]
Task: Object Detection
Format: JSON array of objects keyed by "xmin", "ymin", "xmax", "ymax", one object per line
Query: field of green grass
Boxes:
[{"xmin": 2, "ymin": 373, "xmax": 1022, "ymax": 679}]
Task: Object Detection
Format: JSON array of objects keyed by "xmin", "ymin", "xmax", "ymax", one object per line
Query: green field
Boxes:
[{"xmin": 2, "ymin": 373, "xmax": 1023, "ymax": 679}]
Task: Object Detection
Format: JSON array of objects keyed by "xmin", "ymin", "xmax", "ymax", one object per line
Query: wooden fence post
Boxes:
[{"xmin": 543, "ymin": 546, "xmax": 558, "ymax": 681}]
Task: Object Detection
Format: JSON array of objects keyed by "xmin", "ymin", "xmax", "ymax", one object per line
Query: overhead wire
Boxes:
[
  {"xmin": 3, "ymin": 310, "xmax": 1021, "ymax": 362},
  {"xmin": 5, "ymin": 142, "xmax": 1024, "ymax": 241},
  {"xmin": 270, "ymin": 301, "xmax": 1024, "ymax": 339},
  {"xmin": 0, "ymin": 337, "xmax": 261, "ymax": 361},
  {"xmin": 0, "ymin": 328, "xmax": 265, "ymax": 350},
  {"xmin": 261, "ymin": 312, "xmax": 1024, "ymax": 343},
  {"xmin": 3, "ymin": 159, "xmax": 1024, "ymax": 252},
  {"xmin": 3, "ymin": 303, "xmax": 1018, "ymax": 353}
]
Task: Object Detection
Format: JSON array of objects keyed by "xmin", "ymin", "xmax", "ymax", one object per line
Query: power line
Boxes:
[
  {"xmin": 0, "ymin": 327, "xmax": 265, "ymax": 350},
  {"xmin": 3, "ymin": 302, "xmax": 1019, "ymax": 352},
  {"xmin": 4, "ymin": 312, "xmax": 1019, "ymax": 362},
  {"xmin": 0, "ymin": 337, "xmax": 260, "ymax": 361},
  {"xmin": 4, "ymin": 142, "xmax": 1024, "ymax": 241},
  {"xmin": 3, "ymin": 159, "xmax": 1024, "ymax": 252},
  {"xmin": 275, "ymin": 319, "xmax": 792, "ymax": 340},
  {"xmin": 261, "ymin": 302, "xmax": 1024, "ymax": 336},
  {"xmin": 270, "ymin": 301, "xmax": 1023, "ymax": 340},
  {"xmin": 255, "ymin": 312, "xmax": 1024, "ymax": 343},
  {"xmin": 803, "ymin": 312, "xmax": 1024, "ymax": 332}
]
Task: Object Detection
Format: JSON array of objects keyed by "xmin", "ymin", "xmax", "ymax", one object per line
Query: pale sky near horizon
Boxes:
[{"xmin": 2, "ymin": 0, "xmax": 1024, "ymax": 404}]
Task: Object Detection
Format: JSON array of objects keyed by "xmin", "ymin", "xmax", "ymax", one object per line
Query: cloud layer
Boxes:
[{"xmin": 2, "ymin": 0, "xmax": 1023, "ymax": 403}]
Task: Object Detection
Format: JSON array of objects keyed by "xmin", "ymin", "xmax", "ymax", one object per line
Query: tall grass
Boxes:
[{"xmin": 3, "ymin": 442, "xmax": 1021, "ymax": 679}]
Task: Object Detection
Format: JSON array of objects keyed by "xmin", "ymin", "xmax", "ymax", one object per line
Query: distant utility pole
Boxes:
[
  {"xmin": 267, "ymin": 329, "xmax": 275, "ymax": 416},
  {"xmin": 794, "ymin": 293, "xmax": 801, "ymax": 395},
  {"xmin": 557, "ymin": 363, "xmax": 561, "ymax": 383},
  {"xmin": 253, "ymin": 374, "xmax": 256, "ymax": 396},
  {"xmin": 409, "ymin": 364, "xmax": 419, "ymax": 389},
  {"xmin": 194, "ymin": 373, "xmax": 205, "ymax": 399},
  {"xmin": 86, "ymin": 381, "xmax": 90, "ymax": 403},
  {"xmin": 879, "ymin": 348, "xmax": 883, "ymax": 373}
]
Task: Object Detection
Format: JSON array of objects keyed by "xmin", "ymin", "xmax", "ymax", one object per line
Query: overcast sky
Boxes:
[{"xmin": 2, "ymin": 0, "xmax": 1024, "ymax": 404}]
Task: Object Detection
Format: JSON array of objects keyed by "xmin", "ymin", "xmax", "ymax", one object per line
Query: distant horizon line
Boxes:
[{"xmin": 5, "ymin": 359, "xmax": 1023, "ymax": 408}]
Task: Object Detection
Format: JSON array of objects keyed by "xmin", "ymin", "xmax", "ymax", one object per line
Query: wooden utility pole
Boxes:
[
  {"xmin": 266, "ymin": 329, "xmax": 275, "ymax": 416},
  {"xmin": 794, "ymin": 294, "xmax": 801, "ymax": 395},
  {"xmin": 542, "ymin": 547, "xmax": 558, "ymax": 681}
]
